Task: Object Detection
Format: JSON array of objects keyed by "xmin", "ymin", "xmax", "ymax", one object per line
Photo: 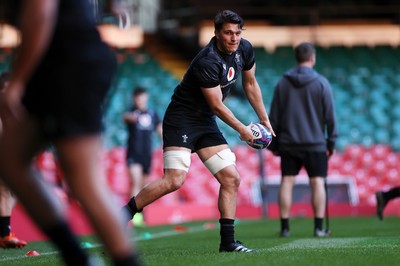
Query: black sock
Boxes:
[
  {"xmin": 314, "ymin": 217, "xmax": 323, "ymax": 230},
  {"xmin": 128, "ymin": 197, "xmax": 143, "ymax": 214},
  {"xmin": 384, "ymin": 186, "xmax": 400, "ymax": 202},
  {"xmin": 0, "ymin": 216, "xmax": 11, "ymax": 237},
  {"xmin": 43, "ymin": 221, "xmax": 89, "ymax": 265},
  {"xmin": 280, "ymin": 218, "xmax": 289, "ymax": 231},
  {"xmin": 219, "ymin": 218, "xmax": 235, "ymax": 245},
  {"xmin": 122, "ymin": 197, "xmax": 143, "ymax": 224}
]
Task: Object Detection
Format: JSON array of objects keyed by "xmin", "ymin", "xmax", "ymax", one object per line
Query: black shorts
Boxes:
[
  {"xmin": 22, "ymin": 31, "xmax": 116, "ymax": 140},
  {"xmin": 162, "ymin": 122, "xmax": 228, "ymax": 152},
  {"xmin": 126, "ymin": 155, "xmax": 152, "ymax": 174},
  {"xmin": 280, "ymin": 150, "xmax": 327, "ymax": 178}
]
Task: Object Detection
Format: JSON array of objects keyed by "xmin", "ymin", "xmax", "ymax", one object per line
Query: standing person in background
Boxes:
[
  {"xmin": 124, "ymin": 86, "xmax": 162, "ymax": 226},
  {"xmin": 0, "ymin": 1, "xmax": 140, "ymax": 265},
  {"xmin": 0, "ymin": 182, "xmax": 27, "ymax": 248},
  {"xmin": 0, "ymin": 72, "xmax": 27, "ymax": 249},
  {"xmin": 268, "ymin": 42, "xmax": 337, "ymax": 238},
  {"xmin": 122, "ymin": 9, "xmax": 275, "ymax": 253},
  {"xmin": 375, "ymin": 186, "xmax": 400, "ymax": 220}
]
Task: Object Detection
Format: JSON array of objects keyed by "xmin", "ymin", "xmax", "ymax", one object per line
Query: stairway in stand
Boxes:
[{"xmin": 143, "ymin": 34, "xmax": 189, "ymax": 80}]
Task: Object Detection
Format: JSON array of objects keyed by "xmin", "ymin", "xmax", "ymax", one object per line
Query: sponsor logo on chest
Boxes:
[{"xmin": 227, "ymin": 67, "xmax": 235, "ymax": 81}]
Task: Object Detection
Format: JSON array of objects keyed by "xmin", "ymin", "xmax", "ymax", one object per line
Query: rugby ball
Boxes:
[{"xmin": 246, "ymin": 123, "xmax": 272, "ymax": 149}]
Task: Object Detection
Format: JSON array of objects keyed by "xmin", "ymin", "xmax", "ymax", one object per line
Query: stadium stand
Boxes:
[
  {"xmin": 102, "ymin": 47, "xmax": 179, "ymax": 149},
  {"xmin": 96, "ymin": 42, "xmax": 400, "ymax": 222},
  {"xmin": 1, "ymin": 38, "xmax": 400, "ymax": 227}
]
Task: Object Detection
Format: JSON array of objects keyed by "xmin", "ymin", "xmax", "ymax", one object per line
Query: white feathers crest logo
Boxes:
[
  {"xmin": 235, "ymin": 53, "xmax": 241, "ymax": 63},
  {"xmin": 227, "ymin": 67, "xmax": 235, "ymax": 81}
]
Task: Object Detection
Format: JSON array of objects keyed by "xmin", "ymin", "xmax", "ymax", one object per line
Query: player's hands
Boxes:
[
  {"xmin": 123, "ymin": 111, "xmax": 139, "ymax": 123},
  {"xmin": 259, "ymin": 119, "xmax": 276, "ymax": 137},
  {"xmin": 327, "ymin": 149, "xmax": 335, "ymax": 158},
  {"xmin": 238, "ymin": 123, "xmax": 254, "ymax": 143},
  {"xmin": 326, "ymin": 140, "xmax": 335, "ymax": 159}
]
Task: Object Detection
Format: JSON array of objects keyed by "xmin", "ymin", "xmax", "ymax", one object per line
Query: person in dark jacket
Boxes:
[{"xmin": 268, "ymin": 42, "xmax": 337, "ymax": 237}]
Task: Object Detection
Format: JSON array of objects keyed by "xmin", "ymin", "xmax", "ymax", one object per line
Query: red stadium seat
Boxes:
[
  {"xmin": 149, "ymin": 148, "xmax": 164, "ymax": 181},
  {"xmin": 360, "ymin": 152, "xmax": 374, "ymax": 168},
  {"xmin": 233, "ymin": 145, "xmax": 256, "ymax": 162},
  {"xmin": 107, "ymin": 162, "xmax": 130, "ymax": 196},
  {"xmin": 340, "ymin": 160, "xmax": 357, "ymax": 175},
  {"xmin": 387, "ymin": 168, "xmax": 399, "ymax": 183},
  {"xmin": 370, "ymin": 144, "xmax": 392, "ymax": 160},
  {"xmin": 343, "ymin": 144, "xmax": 365, "ymax": 161},
  {"xmin": 370, "ymin": 160, "xmax": 387, "ymax": 176},
  {"xmin": 384, "ymin": 152, "xmax": 399, "ymax": 169},
  {"xmin": 36, "ymin": 151, "xmax": 60, "ymax": 186}
]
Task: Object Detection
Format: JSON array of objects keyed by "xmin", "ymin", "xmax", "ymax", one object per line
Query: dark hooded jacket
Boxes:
[{"xmin": 268, "ymin": 66, "xmax": 337, "ymax": 153}]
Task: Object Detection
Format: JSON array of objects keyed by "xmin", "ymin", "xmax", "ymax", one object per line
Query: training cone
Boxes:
[
  {"xmin": 139, "ymin": 232, "xmax": 152, "ymax": 239},
  {"xmin": 203, "ymin": 222, "xmax": 216, "ymax": 229},
  {"xmin": 26, "ymin": 250, "xmax": 40, "ymax": 257},
  {"xmin": 81, "ymin": 242, "xmax": 93, "ymax": 248},
  {"xmin": 173, "ymin": 225, "xmax": 188, "ymax": 232}
]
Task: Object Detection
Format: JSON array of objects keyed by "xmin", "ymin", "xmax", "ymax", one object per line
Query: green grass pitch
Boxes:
[{"xmin": 1, "ymin": 216, "xmax": 399, "ymax": 265}]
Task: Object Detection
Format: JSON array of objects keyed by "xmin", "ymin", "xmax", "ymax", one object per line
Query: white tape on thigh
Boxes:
[
  {"xmin": 163, "ymin": 150, "xmax": 191, "ymax": 172},
  {"xmin": 204, "ymin": 149, "xmax": 236, "ymax": 175}
]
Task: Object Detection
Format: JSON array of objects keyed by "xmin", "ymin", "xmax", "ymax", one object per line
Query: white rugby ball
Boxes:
[{"xmin": 246, "ymin": 123, "xmax": 273, "ymax": 149}]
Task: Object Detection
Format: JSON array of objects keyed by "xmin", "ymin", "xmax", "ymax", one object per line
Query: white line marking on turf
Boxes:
[
  {"xmin": 266, "ymin": 237, "xmax": 400, "ymax": 252},
  {"xmin": 3, "ymin": 223, "xmax": 397, "ymax": 263},
  {"xmin": 0, "ymin": 224, "xmax": 212, "ymax": 263},
  {"xmin": 0, "ymin": 250, "xmax": 60, "ymax": 262},
  {"xmin": 268, "ymin": 238, "xmax": 362, "ymax": 251}
]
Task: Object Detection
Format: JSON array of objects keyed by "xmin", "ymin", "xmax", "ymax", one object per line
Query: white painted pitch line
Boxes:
[
  {"xmin": 3, "ymin": 224, "xmax": 395, "ymax": 263},
  {"xmin": 0, "ymin": 224, "xmax": 214, "ymax": 263},
  {"xmin": 264, "ymin": 237, "xmax": 400, "ymax": 252}
]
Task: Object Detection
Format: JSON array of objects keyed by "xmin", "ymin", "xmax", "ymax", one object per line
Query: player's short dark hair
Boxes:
[
  {"xmin": 214, "ymin": 10, "xmax": 244, "ymax": 31},
  {"xmin": 294, "ymin": 42, "xmax": 315, "ymax": 63},
  {"xmin": 133, "ymin": 86, "xmax": 147, "ymax": 97},
  {"xmin": 0, "ymin": 71, "xmax": 10, "ymax": 91}
]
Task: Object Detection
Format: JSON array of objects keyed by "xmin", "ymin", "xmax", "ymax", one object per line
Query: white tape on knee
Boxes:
[
  {"xmin": 204, "ymin": 149, "xmax": 236, "ymax": 175},
  {"xmin": 163, "ymin": 150, "xmax": 191, "ymax": 172}
]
